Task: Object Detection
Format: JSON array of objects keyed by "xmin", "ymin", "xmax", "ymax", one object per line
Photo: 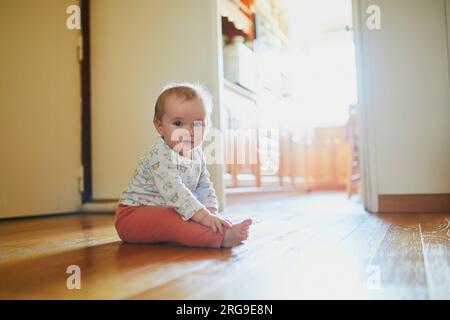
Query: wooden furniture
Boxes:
[
  {"xmin": 222, "ymin": 0, "xmax": 294, "ymax": 191},
  {"xmin": 308, "ymin": 127, "xmax": 349, "ymax": 190},
  {"xmin": 220, "ymin": 0, "xmax": 255, "ymax": 45}
]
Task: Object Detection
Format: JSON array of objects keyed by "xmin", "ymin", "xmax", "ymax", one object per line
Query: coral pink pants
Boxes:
[{"xmin": 115, "ymin": 204, "xmax": 224, "ymax": 248}]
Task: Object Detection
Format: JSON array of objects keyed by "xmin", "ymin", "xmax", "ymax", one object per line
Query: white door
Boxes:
[{"xmin": 0, "ymin": 0, "xmax": 83, "ymax": 218}]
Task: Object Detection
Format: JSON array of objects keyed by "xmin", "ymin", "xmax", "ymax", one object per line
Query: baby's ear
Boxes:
[{"xmin": 153, "ymin": 118, "xmax": 162, "ymax": 134}]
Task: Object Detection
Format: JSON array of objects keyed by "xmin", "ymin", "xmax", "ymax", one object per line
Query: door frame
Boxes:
[
  {"xmin": 80, "ymin": 0, "xmax": 93, "ymax": 203},
  {"xmin": 351, "ymin": 0, "xmax": 379, "ymax": 213}
]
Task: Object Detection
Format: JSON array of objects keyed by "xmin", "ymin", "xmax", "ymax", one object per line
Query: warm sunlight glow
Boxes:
[{"xmin": 278, "ymin": 0, "xmax": 357, "ymax": 130}]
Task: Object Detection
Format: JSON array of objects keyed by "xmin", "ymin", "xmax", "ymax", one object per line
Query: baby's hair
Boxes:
[{"xmin": 153, "ymin": 82, "xmax": 213, "ymax": 127}]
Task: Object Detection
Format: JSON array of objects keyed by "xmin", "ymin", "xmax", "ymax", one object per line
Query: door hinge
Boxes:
[{"xmin": 77, "ymin": 35, "xmax": 84, "ymax": 62}]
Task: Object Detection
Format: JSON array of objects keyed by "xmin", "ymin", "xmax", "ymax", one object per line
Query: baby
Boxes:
[{"xmin": 115, "ymin": 82, "xmax": 252, "ymax": 248}]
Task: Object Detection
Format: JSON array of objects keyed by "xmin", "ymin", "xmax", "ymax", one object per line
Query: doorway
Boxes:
[{"xmin": 220, "ymin": 0, "xmax": 362, "ymax": 202}]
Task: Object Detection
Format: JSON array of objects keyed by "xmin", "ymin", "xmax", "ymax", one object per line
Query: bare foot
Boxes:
[{"xmin": 221, "ymin": 219, "xmax": 252, "ymax": 248}]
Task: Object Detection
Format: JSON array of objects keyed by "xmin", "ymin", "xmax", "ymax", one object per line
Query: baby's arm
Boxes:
[
  {"xmin": 193, "ymin": 153, "xmax": 232, "ymax": 224},
  {"xmin": 193, "ymin": 152, "xmax": 219, "ymax": 211}
]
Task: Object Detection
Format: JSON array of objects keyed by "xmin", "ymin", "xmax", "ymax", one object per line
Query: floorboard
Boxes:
[{"xmin": 0, "ymin": 192, "xmax": 448, "ymax": 299}]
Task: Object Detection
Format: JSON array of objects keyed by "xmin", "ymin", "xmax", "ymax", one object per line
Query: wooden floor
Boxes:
[{"xmin": 0, "ymin": 192, "xmax": 449, "ymax": 299}]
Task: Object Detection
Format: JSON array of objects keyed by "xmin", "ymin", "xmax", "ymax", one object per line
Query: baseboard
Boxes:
[
  {"xmin": 0, "ymin": 210, "xmax": 83, "ymax": 221},
  {"xmin": 378, "ymin": 194, "xmax": 450, "ymax": 213}
]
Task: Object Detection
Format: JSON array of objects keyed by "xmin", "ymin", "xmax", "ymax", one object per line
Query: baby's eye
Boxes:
[{"xmin": 173, "ymin": 120, "xmax": 183, "ymax": 127}]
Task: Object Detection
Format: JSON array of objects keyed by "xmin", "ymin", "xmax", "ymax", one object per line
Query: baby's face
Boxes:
[{"xmin": 154, "ymin": 95, "xmax": 207, "ymax": 155}]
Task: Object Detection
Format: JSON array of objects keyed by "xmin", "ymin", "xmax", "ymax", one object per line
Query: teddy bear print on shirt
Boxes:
[
  {"xmin": 170, "ymin": 193, "xmax": 179, "ymax": 203},
  {"xmin": 163, "ymin": 182, "xmax": 173, "ymax": 192},
  {"xmin": 151, "ymin": 161, "xmax": 160, "ymax": 171}
]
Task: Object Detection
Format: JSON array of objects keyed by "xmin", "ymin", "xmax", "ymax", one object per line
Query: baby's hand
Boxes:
[
  {"xmin": 207, "ymin": 207, "xmax": 233, "ymax": 227},
  {"xmin": 202, "ymin": 214, "xmax": 232, "ymax": 234},
  {"xmin": 192, "ymin": 209, "xmax": 232, "ymax": 234}
]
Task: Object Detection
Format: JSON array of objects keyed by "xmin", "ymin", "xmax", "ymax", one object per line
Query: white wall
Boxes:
[
  {"xmin": 90, "ymin": 0, "xmax": 226, "ymax": 209},
  {"xmin": 0, "ymin": 0, "xmax": 82, "ymax": 218},
  {"xmin": 354, "ymin": 0, "xmax": 450, "ymax": 211}
]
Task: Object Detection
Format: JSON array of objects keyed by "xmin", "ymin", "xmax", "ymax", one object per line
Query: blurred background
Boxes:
[{"xmin": 221, "ymin": 0, "xmax": 358, "ymax": 196}]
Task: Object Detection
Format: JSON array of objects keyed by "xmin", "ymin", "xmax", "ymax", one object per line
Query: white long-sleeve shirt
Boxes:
[{"xmin": 119, "ymin": 137, "xmax": 219, "ymax": 221}]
